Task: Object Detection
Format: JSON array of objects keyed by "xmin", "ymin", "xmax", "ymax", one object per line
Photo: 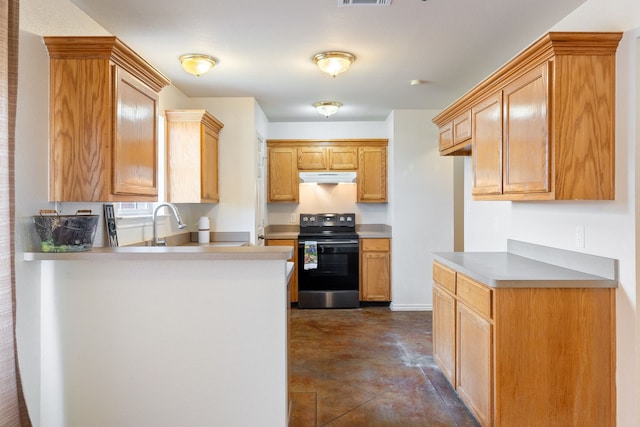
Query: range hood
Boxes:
[{"xmin": 299, "ymin": 171, "xmax": 357, "ymax": 184}]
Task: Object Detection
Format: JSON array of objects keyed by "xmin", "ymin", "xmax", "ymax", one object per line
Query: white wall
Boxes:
[
  {"xmin": 183, "ymin": 97, "xmax": 260, "ymax": 243},
  {"xmin": 389, "ymin": 110, "xmax": 455, "ymax": 310}
]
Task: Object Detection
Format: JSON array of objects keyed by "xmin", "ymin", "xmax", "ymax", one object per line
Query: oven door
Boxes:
[{"xmin": 297, "ymin": 239, "xmax": 359, "ymax": 308}]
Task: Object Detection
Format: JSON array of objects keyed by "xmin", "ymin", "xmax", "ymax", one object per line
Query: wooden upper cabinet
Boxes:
[
  {"xmin": 297, "ymin": 147, "xmax": 326, "ymax": 170},
  {"xmin": 357, "ymin": 146, "xmax": 387, "ymax": 203},
  {"xmin": 165, "ymin": 110, "xmax": 224, "ymax": 203},
  {"xmin": 502, "ymin": 63, "xmax": 550, "ymax": 195},
  {"xmin": 267, "ymin": 139, "xmax": 387, "ymax": 204},
  {"xmin": 433, "ymin": 32, "xmax": 622, "ymax": 201},
  {"xmin": 472, "ymin": 93, "xmax": 503, "ymax": 196},
  {"xmin": 438, "ymin": 121, "xmax": 454, "ymax": 152},
  {"xmin": 453, "ymin": 111, "xmax": 472, "ymax": 144},
  {"xmin": 268, "ymin": 146, "xmax": 299, "ymax": 202},
  {"xmin": 297, "ymin": 146, "xmax": 358, "ymax": 170},
  {"xmin": 328, "ymin": 147, "xmax": 358, "ymax": 170},
  {"xmin": 439, "ymin": 111, "xmax": 472, "ymax": 154},
  {"xmin": 44, "ymin": 36, "xmax": 170, "ymax": 202},
  {"xmin": 113, "ymin": 67, "xmax": 159, "ymax": 197}
]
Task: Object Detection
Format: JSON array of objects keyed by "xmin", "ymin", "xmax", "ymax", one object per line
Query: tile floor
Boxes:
[{"xmin": 288, "ymin": 306, "xmax": 480, "ymax": 427}]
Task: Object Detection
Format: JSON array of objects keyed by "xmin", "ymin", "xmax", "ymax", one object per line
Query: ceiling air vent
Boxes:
[{"xmin": 338, "ymin": 0, "xmax": 392, "ymax": 6}]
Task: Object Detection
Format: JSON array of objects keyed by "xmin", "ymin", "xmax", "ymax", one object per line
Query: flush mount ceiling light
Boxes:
[
  {"xmin": 313, "ymin": 51, "xmax": 356, "ymax": 78},
  {"xmin": 179, "ymin": 54, "xmax": 216, "ymax": 77},
  {"xmin": 313, "ymin": 101, "xmax": 343, "ymax": 118}
]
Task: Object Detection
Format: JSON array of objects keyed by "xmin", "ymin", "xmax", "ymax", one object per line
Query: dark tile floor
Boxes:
[{"xmin": 289, "ymin": 306, "xmax": 480, "ymax": 427}]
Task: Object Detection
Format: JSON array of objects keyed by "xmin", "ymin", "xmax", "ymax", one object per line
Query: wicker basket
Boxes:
[{"xmin": 33, "ymin": 210, "xmax": 99, "ymax": 252}]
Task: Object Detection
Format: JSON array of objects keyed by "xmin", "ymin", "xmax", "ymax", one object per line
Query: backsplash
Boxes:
[{"xmin": 267, "ymin": 183, "xmax": 389, "ymax": 225}]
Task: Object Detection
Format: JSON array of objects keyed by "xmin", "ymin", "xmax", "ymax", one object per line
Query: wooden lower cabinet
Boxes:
[
  {"xmin": 432, "ymin": 261, "xmax": 615, "ymax": 427},
  {"xmin": 266, "ymin": 239, "xmax": 298, "ymax": 303},
  {"xmin": 432, "ymin": 283, "xmax": 456, "ymax": 385},
  {"xmin": 456, "ymin": 302, "xmax": 492, "ymax": 427},
  {"xmin": 360, "ymin": 238, "xmax": 391, "ymax": 301}
]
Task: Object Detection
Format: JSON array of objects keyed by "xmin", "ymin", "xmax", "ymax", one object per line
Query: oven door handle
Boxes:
[{"xmin": 298, "ymin": 240, "xmax": 359, "ymax": 246}]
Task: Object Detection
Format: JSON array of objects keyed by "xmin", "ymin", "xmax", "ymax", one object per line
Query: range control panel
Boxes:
[{"xmin": 299, "ymin": 213, "xmax": 356, "ymax": 229}]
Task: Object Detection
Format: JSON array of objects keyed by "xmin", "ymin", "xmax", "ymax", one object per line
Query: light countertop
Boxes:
[
  {"xmin": 434, "ymin": 240, "xmax": 618, "ymax": 289},
  {"xmin": 24, "ymin": 242, "xmax": 292, "ymax": 262}
]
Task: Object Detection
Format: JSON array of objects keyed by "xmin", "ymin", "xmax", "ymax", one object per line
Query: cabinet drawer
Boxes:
[
  {"xmin": 433, "ymin": 261, "xmax": 456, "ymax": 294},
  {"xmin": 457, "ymin": 274, "xmax": 492, "ymax": 319},
  {"xmin": 361, "ymin": 238, "xmax": 390, "ymax": 252}
]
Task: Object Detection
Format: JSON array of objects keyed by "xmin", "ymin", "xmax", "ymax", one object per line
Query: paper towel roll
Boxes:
[{"xmin": 198, "ymin": 216, "xmax": 210, "ymax": 244}]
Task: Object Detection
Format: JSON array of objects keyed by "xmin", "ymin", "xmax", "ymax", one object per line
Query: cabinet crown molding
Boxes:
[
  {"xmin": 43, "ymin": 36, "xmax": 171, "ymax": 93},
  {"xmin": 432, "ymin": 31, "xmax": 622, "ymax": 126},
  {"xmin": 267, "ymin": 139, "xmax": 388, "ymax": 148},
  {"xmin": 165, "ymin": 109, "xmax": 224, "ymax": 131}
]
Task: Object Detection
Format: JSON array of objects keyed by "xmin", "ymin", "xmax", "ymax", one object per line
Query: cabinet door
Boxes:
[
  {"xmin": 472, "ymin": 92, "xmax": 503, "ymax": 196},
  {"xmin": 433, "ymin": 284, "xmax": 456, "ymax": 385},
  {"xmin": 113, "ymin": 66, "xmax": 159, "ymax": 197},
  {"xmin": 453, "ymin": 111, "xmax": 472, "ymax": 144},
  {"xmin": 439, "ymin": 121, "xmax": 454, "ymax": 151},
  {"xmin": 328, "ymin": 147, "xmax": 358, "ymax": 170},
  {"xmin": 201, "ymin": 124, "xmax": 220, "ymax": 202},
  {"xmin": 457, "ymin": 303, "xmax": 493, "ymax": 427},
  {"xmin": 49, "ymin": 58, "xmax": 111, "ymax": 201},
  {"xmin": 357, "ymin": 146, "xmax": 387, "ymax": 202},
  {"xmin": 503, "ymin": 63, "xmax": 550, "ymax": 194},
  {"xmin": 361, "ymin": 251, "xmax": 391, "ymax": 301},
  {"xmin": 268, "ymin": 147, "xmax": 298, "ymax": 202},
  {"xmin": 265, "ymin": 239, "xmax": 298, "ymax": 303},
  {"xmin": 297, "ymin": 147, "xmax": 326, "ymax": 170}
]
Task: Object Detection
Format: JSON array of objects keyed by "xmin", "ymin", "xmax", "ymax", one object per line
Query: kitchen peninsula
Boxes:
[{"xmin": 24, "ymin": 245, "xmax": 293, "ymax": 427}]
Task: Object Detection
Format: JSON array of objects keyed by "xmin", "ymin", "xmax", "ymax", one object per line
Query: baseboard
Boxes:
[{"xmin": 389, "ymin": 303, "xmax": 432, "ymax": 311}]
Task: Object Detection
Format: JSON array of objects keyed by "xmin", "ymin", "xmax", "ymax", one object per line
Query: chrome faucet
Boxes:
[{"xmin": 153, "ymin": 203, "xmax": 187, "ymax": 246}]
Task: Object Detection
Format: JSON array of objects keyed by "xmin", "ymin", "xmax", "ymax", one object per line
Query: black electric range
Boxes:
[{"xmin": 297, "ymin": 213, "xmax": 359, "ymax": 309}]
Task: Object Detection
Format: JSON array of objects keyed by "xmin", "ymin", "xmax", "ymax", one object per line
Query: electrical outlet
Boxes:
[
  {"xmin": 575, "ymin": 225, "xmax": 585, "ymax": 248},
  {"xmin": 290, "ymin": 213, "xmax": 296, "ymax": 224}
]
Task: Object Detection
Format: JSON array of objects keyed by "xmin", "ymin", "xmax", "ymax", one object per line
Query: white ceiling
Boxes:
[{"xmin": 70, "ymin": 0, "xmax": 586, "ymax": 122}]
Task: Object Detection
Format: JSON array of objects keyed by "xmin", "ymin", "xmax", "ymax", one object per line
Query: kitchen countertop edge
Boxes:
[
  {"xmin": 24, "ymin": 245, "xmax": 293, "ymax": 261},
  {"xmin": 434, "ymin": 240, "xmax": 618, "ymax": 289}
]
